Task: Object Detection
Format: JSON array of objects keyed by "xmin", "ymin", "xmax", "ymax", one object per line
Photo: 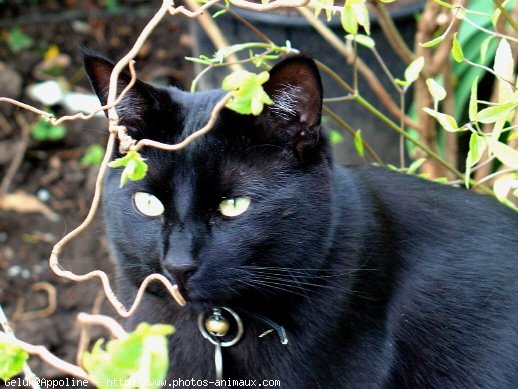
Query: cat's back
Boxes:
[{"xmin": 333, "ymin": 165, "xmax": 517, "ymax": 388}]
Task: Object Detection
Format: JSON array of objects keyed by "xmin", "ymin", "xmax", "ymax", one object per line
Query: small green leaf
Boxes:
[
  {"xmin": 83, "ymin": 323, "xmax": 175, "ymax": 389},
  {"xmin": 31, "ymin": 117, "xmax": 67, "ymax": 141},
  {"xmin": 108, "ymin": 151, "xmax": 149, "ymax": 187},
  {"xmin": 480, "ymin": 36, "xmax": 493, "ymax": 63},
  {"xmin": 222, "ymin": 71, "xmax": 273, "ymax": 115},
  {"xmin": 465, "ymin": 132, "xmax": 487, "ymax": 187},
  {"xmin": 329, "ymin": 130, "xmax": 344, "ymax": 145},
  {"xmin": 426, "ymin": 78, "xmax": 446, "ymax": 102},
  {"xmin": 7, "ymin": 27, "xmax": 33, "ymax": 53},
  {"xmin": 407, "ymin": 158, "xmax": 426, "ymax": 174},
  {"xmin": 341, "ymin": 4, "xmax": 358, "ymax": 35},
  {"xmin": 493, "ymin": 173, "xmax": 518, "ymax": 203},
  {"xmin": 488, "ymin": 140, "xmax": 518, "ymax": 169},
  {"xmin": 451, "ymin": 33, "xmax": 464, "ymax": 63},
  {"xmin": 423, "ymin": 108, "xmax": 460, "ymax": 132},
  {"xmin": 0, "ymin": 339, "xmax": 29, "ymax": 380},
  {"xmin": 469, "ymin": 78, "xmax": 478, "ymax": 122},
  {"xmin": 493, "ymin": 38, "xmax": 515, "ymax": 103},
  {"xmin": 477, "ymin": 102, "xmax": 517, "ymax": 124},
  {"xmin": 354, "ymin": 129, "xmax": 364, "ymax": 157},
  {"xmin": 345, "ymin": 34, "xmax": 375, "ymax": 48},
  {"xmin": 395, "ymin": 78, "xmax": 410, "ymax": 87},
  {"xmin": 420, "ymin": 34, "xmax": 446, "ymax": 48},
  {"xmin": 404, "ymin": 56, "xmax": 425, "ymax": 85},
  {"xmin": 81, "ymin": 144, "xmax": 105, "ymax": 166},
  {"xmin": 432, "ymin": 0, "xmax": 454, "ymax": 9}
]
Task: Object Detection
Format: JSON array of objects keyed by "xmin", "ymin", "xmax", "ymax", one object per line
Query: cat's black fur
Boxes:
[{"xmin": 85, "ymin": 54, "xmax": 517, "ymax": 388}]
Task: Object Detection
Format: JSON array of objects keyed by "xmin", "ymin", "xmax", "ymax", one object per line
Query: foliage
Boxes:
[
  {"xmin": 31, "ymin": 117, "xmax": 67, "ymax": 141},
  {"xmin": 108, "ymin": 151, "xmax": 149, "ymax": 188},
  {"xmin": 7, "ymin": 27, "xmax": 33, "ymax": 53},
  {"xmin": 83, "ymin": 323, "xmax": 174, "ymax": 389},
  {"xmin": 81, "ymin": 144, "xmax": 105, "ymax": 166},
  {"xmin": 222, "ymin": 70, "xmax": 273, "ymax": 115},
  {"xmin": 0, "ymin": 339, "xmax": 28, "ymax": 380}
]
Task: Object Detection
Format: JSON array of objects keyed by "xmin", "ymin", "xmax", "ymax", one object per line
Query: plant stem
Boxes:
[
  {"xmin": 323, "ymin": 105, "xmax": 383, "ymax": 165},
  {"xmin": 354, "ymin": 95, "xmax": 494, "ymax": 196},
  {"xmin": 370, "ymin": 0, "xmax": 415, "ymax": 64},
  {"xmin": 492, "ymin": 0, "xmax": 518, "ymax": 32}
]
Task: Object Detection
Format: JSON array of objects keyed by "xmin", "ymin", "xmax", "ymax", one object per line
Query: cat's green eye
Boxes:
[
  {"xmin": 134, "ymin": 192, "xmax": 164, "ymax": 217},
  {"xmin": 219, "ymin": 196, "xmax": 251, "ymax": 217}
]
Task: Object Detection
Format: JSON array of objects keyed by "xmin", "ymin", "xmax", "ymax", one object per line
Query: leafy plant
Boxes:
[
  {"xmin": 31, "ymin": 117, "xmax": 67, "ymax": 141},
  {"xmin": 7, "ymin": 27, "xmax": 33, "ymax": 53},
  {"xmin": 108, "ymin": 151, "xmax": 149, "ymax": 187},
  {"xmin": 81, "ymin": 144, "xmax": 105, "ymax": 166},
  {"xmin": 0, "ymin": 339, "xmax": 28, "ymax": 380},
  {"xmin": 83, "ymin": 323, "xmax": 174, "ymax": 389},
  {"xmin": 222, "ymin": 70, "xmax": 273, "ymax": 115}
]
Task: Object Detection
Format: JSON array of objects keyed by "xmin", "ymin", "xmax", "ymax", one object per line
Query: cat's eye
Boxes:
[
  {"xmin": 133, "ymin": 192, "xmax": 164, "ymax": 217},
  {"xmin": 219, "ymin": 196, "xmax": 251, "ymax": 217}
]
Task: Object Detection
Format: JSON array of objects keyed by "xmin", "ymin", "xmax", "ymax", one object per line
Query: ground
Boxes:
[{"xmin": 0, "ymin": 0, "xmax": 192, "ymax": 379}]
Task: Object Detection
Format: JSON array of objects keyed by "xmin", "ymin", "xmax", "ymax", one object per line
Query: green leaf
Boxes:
[
  {"xmin": 31, "ymin": 117, "xmax": 67, "ymax": 141},
  {"xmin": 222, "ymin": 71, "xmax": 273, "ymax": 115},
  {"xmin": 345, "ymin": 34, "xmax": 375, "ymax": 48},
  {"xmin": 465, "ymin": 132, "xmax": 487, "ymax": 187},
  {"xmin": 493, "ymin": 38, "xmax": 515, "ymax": 103},
  {"xmin": 0, "ymin": 339, "xmax": 29, "ymax": 380},
  {"xmin": 407, "ymin": 158, "xmax": 426, "ymax": 174},
  {"xmin": 480, "ymin": 36, "xmax": 493, "ymax": 63},
  {"xmin": 81, "ymin": 144, "xmax": 105, "ymax": 166},
  {"xmin": 451, "ymin": 33, "xmax": 464, "ymax": 63},
  {"xmin": 108, "ymin": 151, "xmax": 149, "ymax": 187},
  {"xmin": 426, "ymin": 78, "xmax": 446, "ymax": 102},
  {"xmin": 404, "ymin": 56, "xmax": 425, "ymax": 85},
  {"xmin": 423, "ymin": 108, "xmax": 460, "ymax": 132},
  {"xmin": 433, "ymin": 0, "xmax": 454, "ymax": 9},
  {"xmin": 420, "ymin": 34, "xmax": 446, "ymax": 48},
  {"xmin": 477, "ymin": 102, "xmax": 517, "ymax": 124},
  {"xmin": 352, "ymin": 1, "xmax": 370, "ymax": 35},
  {"xmin": 341, "ymin": 4, "xmax": 358, "ymax": 35},
  {"xmin": 7, "ymin": 27, "xmax": 33, "ymax": 53},
  {"xmin": 493, "ymin": 173, "xmax": 518, "ymax": 203},
  {"xmin": 395, "ymin": 78, "xmax": 410, "ymax": 87},
  {"xmin": 329, "ymin": 130, "xmax": 344, "ymax": 145},
  {"xmin": 354, "ymin": 129, "xmax": 364, "ymax": 157},
  {"xmin": 468, "ymin": 78, "xmax": 478, "ymax": 122},
  {"xmin": 212, "ymin": 9, "xmax": 227, "ymax": 18},
  {"xmin": 83, "ymin": 323, "xmax": 174, "ymax": 389},
  {"xmin": 488, "ymin": 140, "xmax": 518, "ymax": 169}
]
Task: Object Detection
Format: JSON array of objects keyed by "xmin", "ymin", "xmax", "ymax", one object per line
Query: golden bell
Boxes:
[{"xmin": 205, "ymin": 316, "xmax": 230, "ymax": 337}]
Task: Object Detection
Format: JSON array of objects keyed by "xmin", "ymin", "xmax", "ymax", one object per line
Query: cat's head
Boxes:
[{"xmin": 85, "ymin": 54, "xmax": 335, "ymax": 312}]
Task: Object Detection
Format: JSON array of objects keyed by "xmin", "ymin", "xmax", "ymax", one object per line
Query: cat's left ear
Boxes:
[
  {"xmin": 83, "ymin": 52, "xmax": 161, "ymax": 126},
  {"xmin": 260, "ymin": 56, "xmax": 323, "ymax": 154}
]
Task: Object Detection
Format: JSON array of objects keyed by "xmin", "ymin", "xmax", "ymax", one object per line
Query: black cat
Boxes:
[{"xmin": 85, "ymin": 53, "xmax": 517, "ymax": 388}]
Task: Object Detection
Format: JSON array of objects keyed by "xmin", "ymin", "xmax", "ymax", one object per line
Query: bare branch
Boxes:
[{"xmin": 133, "ymin": 93, "xmax": 232, "ymax": 152}]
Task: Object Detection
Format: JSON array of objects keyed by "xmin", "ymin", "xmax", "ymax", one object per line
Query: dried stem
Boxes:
[
  {"xmin": 77, "ymin": 313, "xmax": 128, "ymax": 339},
  {"xmin": 370, "ymin": 0, "xmax": 415, "ymax": 64},
  {"xmin": 0, "ymin": 112, "xmax": 31, "ymax": 198},
  {"xmin": 133, "ymin": 93, "xmax": 232, "ymax": 152},
  {"xmin": 12, "ymin": 282, "xmax": 57, "ymax": 323}
]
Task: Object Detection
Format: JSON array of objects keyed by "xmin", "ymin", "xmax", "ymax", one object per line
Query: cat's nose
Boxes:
[{"xmin": 163, "ymin": 263, "xmax": 197, "ymax": 291}]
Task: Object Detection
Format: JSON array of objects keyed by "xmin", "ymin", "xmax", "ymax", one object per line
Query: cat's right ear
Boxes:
[
  {"xmin": 83, "ymin": 52, "xmax": 158, "ymax": 125},
  {"xmin": 259, "ymin": 56, "xmax": 324, "ymax": 157}
]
